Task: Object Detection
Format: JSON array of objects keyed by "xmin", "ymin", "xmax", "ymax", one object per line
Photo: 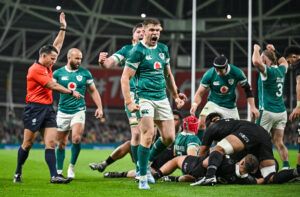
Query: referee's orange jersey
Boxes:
[{"xmin": 25, "ymin": 62, "xmax": 53, "ymax": 104}]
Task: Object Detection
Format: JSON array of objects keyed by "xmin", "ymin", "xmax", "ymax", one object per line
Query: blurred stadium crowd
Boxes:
[{"xmin": 0, "ymin": 111, "xmax": 298, "ymax": 146}]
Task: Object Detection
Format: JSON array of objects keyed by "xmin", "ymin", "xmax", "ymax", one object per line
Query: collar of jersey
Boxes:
[
  {"xmin": 181, "ymin": 131, "xmax": 194, "ymax": 135},
  {"xmin": 141, "ymin": 40, "xmax": 157, "ymax": 49},
  {"xmin": 235, "ymin": 164, "xmax": 249, "ymax": 178},
  {"xmin": 64, "ymin": 66, "xmax": 78, "ymax": 72}
]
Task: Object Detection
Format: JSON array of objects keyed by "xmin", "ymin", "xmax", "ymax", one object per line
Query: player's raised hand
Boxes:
[
  {"xmin": 95, "ymin": 108, "xmax": 103, "ymax": 119},
  {"xmin": 127, "ymin": 102, "xmax": 140, "ymax": 113},
  {"xmin": 190, "ymin": 102, "xmax": 198, "ymax": 116},
  {"xmin": 253, "ymin": 44, "xmax": 261, "ymax": 51},
  {"xmin": 59, "ymin": 12, "xmax": 66, "ymax": 29},
  {"xmin": 98, "ymin": 52, "xmax": 108, "ymax": 66},
  {"xmin": 175, "ymin": 97, "xmax": 185, "ymax": 109},
  {"xmin": 266, "ymin": 44, "xmax": 275, "ymax": 52}
]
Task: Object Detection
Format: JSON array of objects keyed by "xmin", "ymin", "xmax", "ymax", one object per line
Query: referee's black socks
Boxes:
[{"xmin": 15, "ymin": 147, "xmax": 29, "ymax": 174}]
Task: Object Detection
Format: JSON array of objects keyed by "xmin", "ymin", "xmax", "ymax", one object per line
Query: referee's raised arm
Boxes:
[{"xmin": 53, "ymin": 12, "xmax": 67, "ymax": 55}]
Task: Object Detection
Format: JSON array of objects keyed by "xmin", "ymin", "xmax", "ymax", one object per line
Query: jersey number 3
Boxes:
[{"xmin": 276, "ymin": 83, "xmax": 283, "ymax": 97}]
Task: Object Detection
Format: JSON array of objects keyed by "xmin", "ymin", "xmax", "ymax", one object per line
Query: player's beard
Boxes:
[{"xmin": 70, "ymin": 61, "xmax": 79, "ymax": 70}]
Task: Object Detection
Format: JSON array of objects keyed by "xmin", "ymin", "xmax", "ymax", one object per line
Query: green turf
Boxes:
[{"xmin": 0, "ymin": 149, "xmax": 299, "ymax": 197}]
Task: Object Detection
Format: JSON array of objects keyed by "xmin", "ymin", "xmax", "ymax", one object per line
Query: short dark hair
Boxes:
[
  {"xmin": 132, "ymin": 23, "xmax": 143, "ymax": 34},
  {"xmin": 244, "ymin": 154, "xmax": 259, "ymax": 173},
  {"xmin": 283, "ymin": 46, "xmax": 300, "ymax": 57},
  {"xmin": 39, "ymin": 45, "xmax": 58, "ymax": 56},
  {"xmin": 143, "ymin": 18, "xmax": 161, "ymax": 27},
  {"xmin": 205, "ymin": 112, "xmax": 223, "ymax": 128},
  {"xmin": 213, "ymin": 55, "xmax": 228, "ymax": 69},
  {"xmin": 173, "ymin": 110, "xmax": 183, "ymax": 120}
]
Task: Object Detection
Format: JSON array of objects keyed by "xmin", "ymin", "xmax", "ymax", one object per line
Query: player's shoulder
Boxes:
[
  {"xmin": 229, "ymin": 64, "xmax": 246, "ymax": 78},
  {"xmin": 130, "ymin": 42, "xmax": 145, "ymax": 54},
  {"xmin": 228, "ymin": 64, "xmax": 242, "ymax": 73},
  {"xmin": 117, "ymin": 44, "xmax": 134, "ymax": 53},
  {"xmin": 157, "ymin": 42, "xmax": 168, "ymax": 51},
  {"xmin": 204, "ymin": 67, "xmax": 215, "ymax": 76},
  {"xmin": 78, "ymin": 66, "xmax": 92, "ymax": 74},
  {"xmin": 29, "ymin": 62, "xmax": 42, "ymax": 71},
  {"xmin": 122, "ymin": 44, "xmax": 134, "ymax": 50},
  {"xmin": 53, "ymin": 66, "xmax": 66, "ymax": 74},
  {"xmin": 190, "ymin": 134, "xmax": 201, "ymax": 142}
]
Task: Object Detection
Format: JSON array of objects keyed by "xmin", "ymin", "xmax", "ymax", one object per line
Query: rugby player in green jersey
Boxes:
[
  {"xmin": 54, "ymin": 48, "xmax": 103, "ymax": 179},
  {"xmin": 89, "ymin": 23, "xmax": 143, "ymax": 176},
  {"xmin": 190, "ymin": 55, "xmax": 259, "ymax": 131},
  {"xmin": 252, "ymin": 44, "xmax": 290, "ymax": 169},
  {"xmin": 121, "ymin": 18, "xmax": 186, "ymax": 189}
]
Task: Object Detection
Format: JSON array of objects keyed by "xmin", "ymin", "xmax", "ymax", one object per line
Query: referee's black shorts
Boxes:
[{"xmin": 22, "ymin": 102, "xmax": 57, "ymax": 132}]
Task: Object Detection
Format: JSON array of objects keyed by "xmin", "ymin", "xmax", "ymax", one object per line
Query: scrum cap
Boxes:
[{"xmin": 183, "ymin": 115, "xmax": 199, "ymax": 134}]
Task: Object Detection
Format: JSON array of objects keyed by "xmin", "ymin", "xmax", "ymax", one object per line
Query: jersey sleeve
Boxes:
[
  {"xmin": 125, "ymin": 46, "xmax": 143, "ymax": 71},
  {"xmin": 53, "ymin": 70, "xmax": 58, "ymax": 83},
  {"xmin": 201, "ymin": 127, "xmax": 214, "ymax": 147},
  {"xmin": 236, "ymin": 67, "xmax": 248, "ymax": 86},
  {"xmin": 112, "ymin": 46, "xmax": 127, "ymax": 66},
  {"xmin": 86, "ymin": 70, "xmax": 94, "ymax": 85},
  {"xmin": 260, "ymin": 64, "xmax": 269, "ymax": 81},
  {"xmin": 200, "ymin": 69, "xmax": 212, "ymax": 88},
  {"xmin": 278, "ymin": 64, "xmax": 287, "ymax": 74},
  {"xmin": 236, "ymin": 175, "xmax": 257, "ymax": 184},
  {"xmin": 187, "ymin": 136, "xmax": 201, "ymax": 149},
  {"xmin": 29, "ymin": 66, "xmax": 52, "ymax": 86},
  {"xmin": 164, "ymin": 45, "xmax": 170, "ymax": 67}
]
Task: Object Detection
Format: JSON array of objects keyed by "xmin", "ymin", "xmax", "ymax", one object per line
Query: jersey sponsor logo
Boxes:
[
  {"xmin": 220, "ymin": 86, "xmax": 229, "ymax": 94},
  {"xmin": 76, "ymin": 75, "xmax": 83, "ymax": 81},
  {"xmin": 32, "ymin": 118, "xmax": 36, "ymax": 126},
  {"xmin": 154, "ymin": 62, "xmax": 162, "ymax": 69},
  {"xmin": 213, "ymin": 81, "xmax": 220, "ymax": 86},
  {"xmin": 141, "ymin": 109, "xmax": 149, "ymax": 115},
  {"xmin": 61, "ymin": 76, "xmax": 69, "ymax": 80},
  {"xmin": 146, "ymin": 55, "xmax": 152, "ymax": 60},
  {"xmin": 238, "ymin": 132, "xmax": 249, "ymax": 143},
  {"xmin": 276, "ymin": 77, "xmax": 284, "ymax": 83},
  {"xmin": 68, "ymin": 82, "xmax": 77, "ymax": 90},
  {"xmin": 228, "ymin": 79, "xmax": 234, "ymax": 85},
  {"xmin": 159, "ymin": 53, "xmax": 165, "ymax": 60}
]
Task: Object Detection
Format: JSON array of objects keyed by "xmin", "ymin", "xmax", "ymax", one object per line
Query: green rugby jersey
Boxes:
[
  {"xmin": 174, "ymin": 132, "xmax": 201, "ymax": 156},
  {"xmin": 201, "ymin": 64, "xmax": 248, "ymax": 109},
  {"xmin": 53, "ymin": 66, "xmax": 94, "ymax": 114},
  {"xmin": 125, "ymin": 41, "xmax": 170, "ymax": 101},
  {"xmin": 113, "ymin": 44, "xmax": 137, "ymax": 92},
  {"xmin": 257, "ymin": 65, "xmax": 287, "ymax": 113}
]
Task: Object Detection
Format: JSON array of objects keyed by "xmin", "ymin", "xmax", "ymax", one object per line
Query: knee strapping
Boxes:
[{"xmin": 216, "ymin": 139, "xmax": 234, "ymax": 154}]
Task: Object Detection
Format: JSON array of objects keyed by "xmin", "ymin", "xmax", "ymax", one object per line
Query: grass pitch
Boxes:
[{"xmin": 0, "ymin": 149, "xmax": 299, "ymax": 197}]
